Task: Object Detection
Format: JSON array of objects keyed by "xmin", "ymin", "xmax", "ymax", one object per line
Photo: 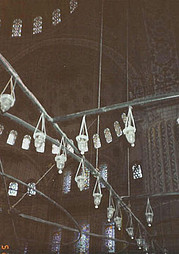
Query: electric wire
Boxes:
[{"xmin": 95, "ymin": 0, "xmax": 104, "ymax": 170}]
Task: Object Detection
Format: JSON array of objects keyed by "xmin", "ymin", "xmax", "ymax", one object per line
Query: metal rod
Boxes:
[
  {"xmin": 0, "ymin": 53, "xmax": 79, "ymax": 154},
  {"xmin": 0, "ymin": 168, "xmax": 82, "ymax": 246},
  {"xmin": 53, "ymin": 92, "xmax": 179, "ymax": 122}
]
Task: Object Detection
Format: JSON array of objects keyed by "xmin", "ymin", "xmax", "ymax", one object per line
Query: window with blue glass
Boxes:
[
  {"xmin": 63, "ymin": 170, "xmax": 72, "ymax": 194},
  {"xmin": 103, "ymin": 223, "xmax": 115, "ymax": 253},
  {"xmin": 76, "ymin": 224, "xmax": 90, "ymax": 254},
  {"xmin": 51, "ymin": 231, "xmax": 61, "ymax": 253},
  {"xmin": 99, "ymin": 164, "xmax": 108, "ymax": 188}
]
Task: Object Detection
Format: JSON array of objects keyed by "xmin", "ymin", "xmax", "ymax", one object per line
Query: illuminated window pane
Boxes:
[
  {"xmin": 33, "ymin": 16, "xmax": 42, "ymax": 34},
  {"xmin": 70, "ymin": 0, "xmax": 78, "ymax": 14},
  {"xmin": 36, "ymin": 142, "xmax": 45, "ymax": 153},
  {"xmin": 99, "ymin": 164, "xmax": 108, "ymax": 188},
  {"xmin": 67, "ymin": 139, "xmax": 74, "ymax": 153},
  {"xmin": 7, "ymin": 130, "xmax": 17, "ymax": 145},
  {"xmin": 114, "ymin": 121, "xmax": 122, "ymax": 137},
  {"xmin": 52, "ymin": 9, "xmax": 61, "ymax": 25},
  {"xmin": 27, "ymin": 183, "xmax": 36, "ymax": 196},
  {"xmin": 132, "ymin": 164, "xmax": 143, "ymax": 179},
  {"xmin": 8, "ymin": 182, "xmax": 18, "ymax": 196},
  {"xmin": 0, "ymin": 124, "xmax": 4, "ymax": 135},
  {"xmin": 121, "ymin": 113, "xmax": 127, "ymax": 124},
  {"xmin": 104, "ymin": 223, "xmax": 115, "ymax": 253},
  {"xmin": 22, "ymin": 135, "xmax": 31, "ymax": 150},
  {"xmin": 63, "ymin": 171, "xmax": 72, "ymax": 194},
  {"xmin": 84, "ymin": 168, "xmax": 90, "ymax": 190},
  {"xmin": 51, "ymin": 231, "xmax": 61, "ymax": 253},
  {"xmin": 76, "ymin": 224, "xmax": 90, "ymax": 254},
  {"xmin": 12, "ymin": 19, "xmax": 22, "ymax": 37},
  {"xmin": 104, "ymin": 128, "xmax": 112, "ymax": 143},
  {"xmin": 93, "ymin": 134, "xmax": 101, "ymax": 149}
]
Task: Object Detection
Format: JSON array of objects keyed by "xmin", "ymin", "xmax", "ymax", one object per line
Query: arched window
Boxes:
[
  {"xmin": 51, "ymin": 231, "xmax": 61, "ymax": 253},
  {"xmin": 99, "ymin": 164, "xmax": 108, "ymax": 188},
  {"xmin": 84, "ymin": 168, "xmax": 90, "ymax": 190},
  {"xmin": 7, "ymin": 130, "xmax": 18, "ymax": 145},
  {"xmin": 21, "ymin": 135, "xmax": 31, "ymax": 150},
  {"xmin": 76, "ymin": 224, "xmax": 90, "ymax": 254},
  {"xmin": 70, "ymin": 0, "xmax": 78, "ymax": 14},
  {"xmin": 33, "ymin": 16, "xmax": 42, "ymax": 34},
  {"xmin": 114, "ymin": 121, "xmax": 122, "ymax": 137},
  {"xmin": 12, "ymin": 19, "xmax": 22, "ymax": 37},
  {"xmin": 27, "ymin": 183, "xmax": 36, "ymax": 196},
  {"xmin": 63, "ymin": 171, "xmax": 72, "ymax": 194},
  {"xmin": 104, "ymin": 128, "xmax": 112, "ymax": 143},
  {"xmin": 132, "ymin": 164, "xmax": 143, "ymax": 179},
  {"xmin": 0, "ymin": 124, "xmax": 4, "ymax": 135},
  {"xmin": 103, "ymin": 223, "xmax": 115, "ymax": 253},
  {"xmin": 52, "ymin": 9, "xmax": 61, "ymax": 25},
  {"xmin": 8, "ymin": 182, "xmax": 18, "ymax": 196}
]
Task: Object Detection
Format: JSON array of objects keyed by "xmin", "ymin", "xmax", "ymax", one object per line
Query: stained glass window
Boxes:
[
  {"xmin": 114, "ymin": 121, "xmax": 122, "ymax": 137},
  {"xmin": 22, "ymin": 135, "xmax": 31, "ymax": 150},
  {"xmin": 104, "ymin": 128, "xmax": 112, "ymax": 143},
  {"xmin": 84, "ymin": 168, "xmax": 90, "ymax": 190},
  {"xmin": 76, "ymin": 224, "xmax": 90, "ymax": 254},
  {"xmin": 51, "ymin": 231, "xmax": 61, "ymax": 253},
  {"xmin": 33, "ymin": 16, "xmax": 42, "ymax": 34},
  {"xmin": 0, "ymin": 124, "xmax": 4, "ymax": 135},
  {"xmin": 27, "ymin": 183, "xmax": 36, "ymax": 196},
  {"xmin": 132, "ymin": 164, "xmax": 142, "ymax": 179},
  {"xmin": 8, "ymin": 182, "xmax": 18, "ymax": 196},
  {"xmin": 93, "ymin": 134, "xmax": 101, "ymax": 149},
  {"xmin": 52, "ymin": 9, "xmax": 61, "ymax": 25},
  {"xmin": 99, "ymin": 164, "xmax": 108, "ymax": 188},
  {"xmin": 12, "ymin": 19, "xmax": 22, "ymax": 37},
  {"xmin": 7, "ymin": 130, "xmax": 17, "ymax": 145},
  {"xmin": 70, "ymin": 0, "xmax": 78, "ymax": 14},
  {"xmin": 104, "ymin": 223, "xmax": 115, "ymax": 253},
  {"xmin": 63, "ymin": 171, "xmax": 72, "ymax": 194}
]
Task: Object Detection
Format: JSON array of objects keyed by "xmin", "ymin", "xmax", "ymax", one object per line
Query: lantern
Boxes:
[
  {"xmin": 93, "ymin": 177, "xmax": 102, "ymax": 208},
  {"xmin": 145, "ymin": 198, "xmax": 154, "ymax": 227},
  {"xmin": 123, "ymin": 106, "xmax": 136, "ymax": 147},
  {"xmin": 55, "ymin": 137, "xmax": 67, "ymax": 174},
  {"xmin": 76, "ymin": 115, "xmax": 89, "ymax": 155},
  {"xmin": 33, "ymin": 113, "xmax": 46, "ymax": 150},
  {"xmin": 93, "ymin": 134, "xmax": 101, "ymax": 149},
  {"xmin": 114, "ymin": 202, "xmax": 122, "ymax": 230},
  {"xmin": 107, "ymin": 190, "xmax": 115, "ymax": 222},
  {"xmin": 75, "ymin": 157, "xmax": 86, "ymax": 191},
  {"xmin": 126, "ymin": 213, "xmax": 134, "ymax": 239},
  {"xmin": 0, "ymin": 76, "xmax": 16, "ymax": 112}
]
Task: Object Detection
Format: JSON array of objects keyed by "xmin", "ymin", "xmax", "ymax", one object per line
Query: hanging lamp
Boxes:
[
  {"xmin": 55, "ymin": 136, "xmax": 67, "ymax": 174},
  {"xmin": 136, "ymin": 223, "xmax": 144, "ymax": 250},
  {"xmin": 33, "ymin": 113, "xmax": 46, "ymax": 149},
  {"xmin": 123, "ymin": 106, "xmax": 136, "ymax": 147},
  {"xmin": 93, "ymin": 176, "xmax": 102, "ymax": 208},
  {"xmin": 145, "ymin": 197, "xmax": 154, "ymax": 227},
  {"xmin": 114, "ymin": 202, "xmax": 122, "ymax": 231},
  {"xmin": 107, "ymin": 190, "xmax": 115, "ymax": 222},
  {"xmin": 76, "ymin": 115, "xmax": 89, "ymax": 155},
  {"xmin": 75, "ymin": 157, "xmax": 86, "ymax": 191},
  {"xmin": 0, "ymin": 76, "xmax": 16, "ymax": 112},
  {"xmin": 126, "ymin": 212, "xmax": 134, "ymax": 239}
]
